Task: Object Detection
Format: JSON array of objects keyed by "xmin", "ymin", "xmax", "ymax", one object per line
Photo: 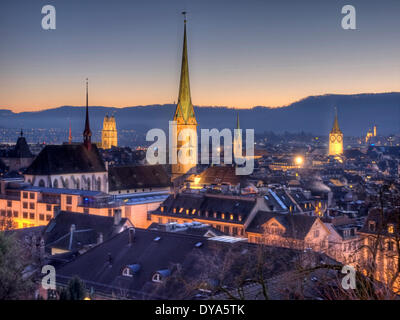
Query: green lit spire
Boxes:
[
  {"xmin": 173, "ymin": 12, "xmax": 196, "ymax": 125},
  {"xmin": 331, "ymin": 107, "xmax": 342, "ymax": 134}
]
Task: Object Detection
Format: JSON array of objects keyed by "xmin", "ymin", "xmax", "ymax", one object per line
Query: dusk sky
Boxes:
[{"xmin": 0, "ymin": 0, "xmax": 399, "ymax": 112}]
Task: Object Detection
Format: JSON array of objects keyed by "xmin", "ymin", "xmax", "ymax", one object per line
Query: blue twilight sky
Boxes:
[{"xmin": 0, "ymin": 0, "xmax": 399, "ymax": 111}]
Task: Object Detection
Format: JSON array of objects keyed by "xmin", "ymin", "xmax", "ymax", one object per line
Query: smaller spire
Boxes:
[
  {"xmin": 68, "ymin": 120, "xmax": 72, "ymax": 144},
  {"xmin": 236, "ymin": 113, "xmax": 240, "ymax": 130},
  {"xmin": 83, "ymin": 78, "xmax": 92, "ymax": 151},
  {"xmin": 331, "ymin": 107, "xmax": 341, "ymax": 134}
]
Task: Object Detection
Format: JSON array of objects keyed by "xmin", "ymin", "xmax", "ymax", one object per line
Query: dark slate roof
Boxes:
[
  {"xmin": 194, "ymin": 166, "xmax": 246, "ymax": 186},
  {"xmin": 8, "ymin": 136, "xmax": 33, "ymax": 158},
  {"xmin": 55, "ymin": 228, "xmax": 215, "ymax": 299},
  {"xmin": 43, "ymin": 211, "xmax": 129, "ymax": 251},
  {"xmin": 155, "ymin": 193, "xmax": 256, "ymax": 224},
  {"xmin": 246, "ymin": 211, "xmax": 318, "ymax": 240},
  {"xmin": 25, "ymin": 144, "xmax": 105, "ymax": 175},
  {"xmin": 108, "ymin": 165, "xmax": 171, "ymax": 192},
  {"xmin": 359, "ymin": 208, "xmax": 399, "ymax": 236}
]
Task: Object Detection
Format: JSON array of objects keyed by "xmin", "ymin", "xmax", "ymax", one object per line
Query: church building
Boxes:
[{"xmin": 24, "ymin": 80, "xmax": 108, "ymax": 192}]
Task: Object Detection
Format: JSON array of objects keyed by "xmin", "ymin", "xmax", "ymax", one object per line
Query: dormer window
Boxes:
[
  {"xmin": 213, "ymin": 212, "xmax": 217, "ymax": 218},
  {"xmin": 238, "ymin": 215, "xmax": 242, "ymax": 222},
  {"xmin": 160, "ymin": 206, "xmax": 164, "ymax": 213},
  {"xmin": 179, "ymin": 208, "xmax": 184, "ymax": 213},
  {"xmin": 152, "ymin": 269, "xmax": 171, "ymax": 283},
  {"xmin": 122, "ymin": 264, "xmax": 141, "ymax": 277},
  {"xmin": 173, "ymin": 208, "xmax": 177, "ymax": 214},
  {"xmin": 230, "ymin": 214, "xmax": 234, "ymax": 221},
  {"xmin": 388, "ymin": 224, "xmax": 394, "ymax": 234},
  {"xmin": 221, "ymin": 213, "xmax": 225, "ymax": 220}
]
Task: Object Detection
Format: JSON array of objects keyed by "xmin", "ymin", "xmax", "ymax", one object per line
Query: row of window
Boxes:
[
  {"xmin": 165, "ymin": 207, "xmax": 243, "ymax": 222},
  {"xmin": 0, "ymin": 210, "xmax": 51, "ymax": 221}
]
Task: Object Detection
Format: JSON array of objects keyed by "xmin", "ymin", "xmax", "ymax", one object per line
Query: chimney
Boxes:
[
  {"xmin": 328, "ymin": 191, "xmax": 333, "ymax": 208},
  {"xmin": 97, "ymin": 232, "xmax": 103, "ymax": 245},
  {"xmin": 68, "ymin": 224, "xmax": 76, "ymax": 251},
  {"xmin": 0, "ymin": 180, "xmax": 6, "ymax": 195},
  {"xmin": 39, "ymin": 237, "xmax": 45, "ymax": 262},
  {"xmin": 54, "ymin": 206, "xmax": 61, "ymax": 217},
  {"xmin": 128, "ymin": 227, "xmax": 135, "ymax": 245},
  {"xmin": 114, "ymin": 209, "xmax": 122, "ymax": 225}
]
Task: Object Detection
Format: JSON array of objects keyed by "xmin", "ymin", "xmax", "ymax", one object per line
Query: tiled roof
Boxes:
[
  {"xmin": 108, "ymin": 165, "xmax": 171, "ymax": 192},
  {"xmin": 25, "ymin": 144, "xmax": 105, "ymax": 175},
  {"xmin": 246, "ymin": 211, "xmax": 318, "ymax": 240}
]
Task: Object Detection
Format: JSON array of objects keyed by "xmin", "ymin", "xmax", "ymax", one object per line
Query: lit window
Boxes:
[
  {"xmin": 221, "ymin": 213, "xmax": 225, "ymax": 219},
  {"xmin": 388, "ymin": 224, "xmax": 394, "ymax": 234},
  {"xmin": 230, "ymin": 214, "xmax": 234, "ymax": 220}
]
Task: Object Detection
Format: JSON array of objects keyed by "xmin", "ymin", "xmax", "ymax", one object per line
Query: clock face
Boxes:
[
  {"xmin": 330, "ymin": 135, "xmax": 336, "ymax": 143},
  {"xmin": 337, "ymin": 135, "xmax": 342, "ymax": 143}
]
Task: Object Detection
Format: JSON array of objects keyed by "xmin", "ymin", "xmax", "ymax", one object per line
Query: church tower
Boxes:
[
  {"xmin": 171, "ymin": 13, "xmax": 198, "ymax": 178},
  {"xmin": 233, "ymin": 113, "xmax": 242, "ymax": 161},
  {"xmin": 83, "ymin": 78, "xmax": 92, "ymax": 151},
  {"xmin": 328, "ymin": 108, "xmax": 343, "ymax": 156},
  {"xmin": 101, "ymin": 114, "xmax": 118, "ymax": 149}
]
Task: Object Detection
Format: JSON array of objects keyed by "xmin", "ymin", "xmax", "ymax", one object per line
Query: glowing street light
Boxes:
[{"xmin": 295, "ymin": 156, "xmax": 304, "ymax": 166}]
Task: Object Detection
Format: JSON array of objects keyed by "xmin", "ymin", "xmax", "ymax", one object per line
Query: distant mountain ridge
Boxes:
[{"xmin": 0, "ymin": 92, "xmax": 399, "ymax": 136}]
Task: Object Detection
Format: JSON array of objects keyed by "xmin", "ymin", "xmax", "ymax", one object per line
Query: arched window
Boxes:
[
  {"xmin": 38, "ymin": 179, "xmax": 45, "ymax": 187},
  {"xmin": 64, "ymin": 178, "xmax": 69, "ymax": 189},
  {"xmin": 53, "ymin": 179, "xmax": 59, "ymax": 188},
  {"xmin": 76, "ymin": 180, "xmax": 80, "ymax": 189},
  {"xmin": 97, "ymin": 177, "xmax": 101, "ymax": 191}
]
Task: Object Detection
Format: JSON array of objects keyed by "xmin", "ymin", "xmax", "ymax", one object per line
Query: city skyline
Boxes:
[{"xmin": 0, "ymin": 0, "xmax": 399, "ymax": 111}]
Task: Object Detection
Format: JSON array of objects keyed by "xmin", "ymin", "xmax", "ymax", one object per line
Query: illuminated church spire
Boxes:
[
  {"xmin": 83, "ymin": 78, "xmax": 92, "ymax": 151},
  {"xmin": 172, "ymin": 12, "xmax": 198, "ymax": 179},
  {"xmin": 234, "ymin": 113, "xmax": 242, "ymax": 161},
  {"xmin": 173, "ymin": 12, "xmax": 196, "ymax": 125},
  {"xmin": 328, "ymin": 107, "xmax": 343, "ymax": 156},
  {"xmin": 331, "ymin": 107, "xmax": 342, "ymax": 134}
]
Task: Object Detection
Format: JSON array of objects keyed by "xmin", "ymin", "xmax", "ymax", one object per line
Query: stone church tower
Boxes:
[
  {"xmin": 328, "ymin": 108, "xmax": 343, "ymax": 156},
  {"xmin": 171, "ymin": 14, "xmax": 197, "ymax": 179},
  {"xmin": 101, "ymin": 115, "xmax": 118, "ymax": 149}
]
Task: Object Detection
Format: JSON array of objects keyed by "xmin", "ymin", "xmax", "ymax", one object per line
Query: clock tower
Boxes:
[{"xmin": 328, "ymin": 108, "xmax": 343, "ymax": 156}]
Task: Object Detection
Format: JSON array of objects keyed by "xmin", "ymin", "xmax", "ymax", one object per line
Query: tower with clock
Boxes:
[{"xmin": 328, "ymin": 108, "xmax": 343, "ymax": 156}]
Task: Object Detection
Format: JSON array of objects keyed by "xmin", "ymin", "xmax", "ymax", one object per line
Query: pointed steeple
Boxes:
[
  {"xmin": 173, "ymin": 12, "xmax": 196, "ymax": 125},
  {"xmin": 68, "ymin": 120, "xmax": 72, "ymax": 144},
  {"xmin": 83, "ymin": 78, "xmax": 92, "ymax": 150},
  {"xmin": 331, "ymin": 107, "xmax": 341, "ymax": 134}
]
